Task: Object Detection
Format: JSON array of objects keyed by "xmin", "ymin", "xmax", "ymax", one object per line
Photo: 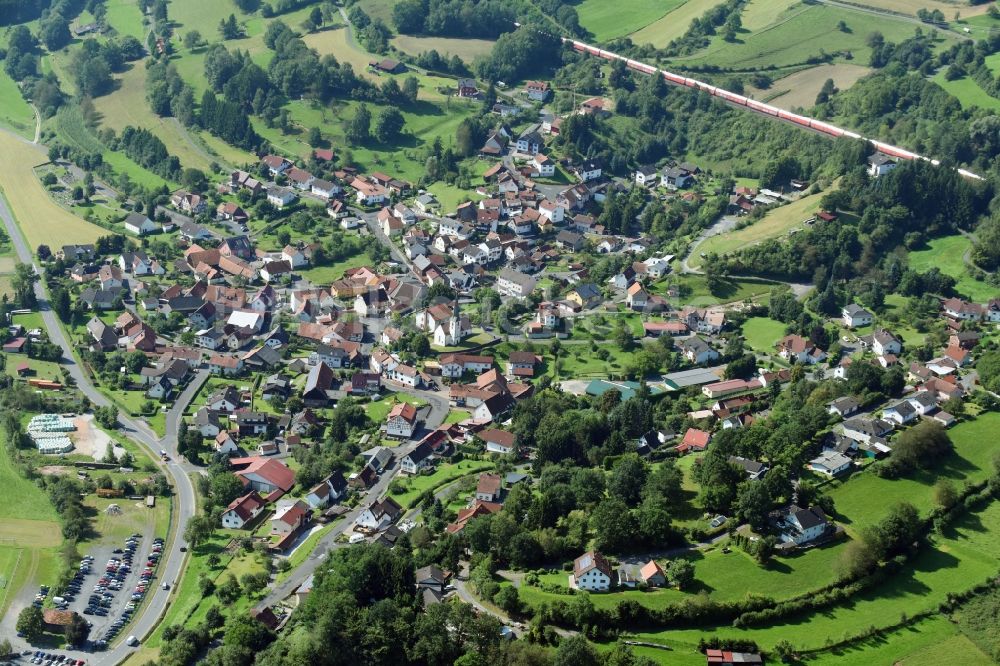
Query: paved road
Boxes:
[
  {"xmin": 0, "ymin": 191, "xmax": 199, "ymax": 664},
  {"xmin": 255, "ymin": 385, "xmax": 451, "ymax": 610}
]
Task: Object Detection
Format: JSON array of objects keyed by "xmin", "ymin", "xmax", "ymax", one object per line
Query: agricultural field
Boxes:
[
  {"xmin": 104, "ymin": 0, "xmax": 147, "ymax": 39},
  {"xmin": 0, "ymin": 133, "xmax": 105, "ymax": 247},
  {"xmin": 577, "ymin": 0, "xmax": 687, "ymax": 41},
  {"xmin": 863, "ymin": 0, "xmax": 989, "ymax": 18},
  {"xmin": 681, "ymin": 5, "xmax": 929, "ymax": 70},
  {"xmin": 689, "ymin": 190, "xmax": 828, "ymax": 270},
  {"xmin": 752, "ymin": 63, "xmax": 873, "ymax": 109},
  {"xmin": 908, "ymin": 234, "xmax": 997, "ymax": 301},
  {"xmin": 390, "ymin": 34, "xmax": 496, "ymax": 63},
  {"xmin": 303, "ymin": 27, "xmax": 381, "ymax": 81},
  {"xmin": 629, "ymin": 0, "xmax": 726, "ymax": 47},
  {"xmin": 92, "ymin": 65, "xmax": 217, "ymax": 172}
]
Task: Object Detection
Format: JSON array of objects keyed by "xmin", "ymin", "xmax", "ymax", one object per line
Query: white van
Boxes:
[
  {"xmin": 52, "ymin": 596, "xmax": 66, "ymax": 605},
  {"xmin": 126, "ymin": 636, "xmax": 139, "ymax": 647}
]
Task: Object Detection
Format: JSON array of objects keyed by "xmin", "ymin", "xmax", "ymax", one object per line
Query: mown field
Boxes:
[
  {"xmin": 390, "ymin": 34, "xmax": 496, "ymax": 63},
  {"xmin": 680, "ymin": 5, "xmax": 929, "ymax": 70},
  {"xmin": 909, "ymin": 234, "xmax": 997, "ymax": 302},
  {"xmin": 753, "ymin": 63, "xmax": 873, "ymax": 109},
  {"xmin": 577, "ymin": 0, "xmax": 687, "ymax": 41},
  {"xmin": 931, "ymin": 70, "xmax": 1000, "ymax": 111},
  {"xmin": 629, "ymin": 0, "xmax": 725, "ymax": 47},
  {"xmin": 0, "ymin": 133, "xmax": 105, "ymax": 247},
  {"xmin": 0, "ymin": 69, "xmax": 36, "ymax": 140},
  {"xmin": 741, "ymin": 316, "xmax": 787, "ymax": 352},
  {"xmin": 690, "ymin": 190, "xmax": 827, "ymax": 270}
]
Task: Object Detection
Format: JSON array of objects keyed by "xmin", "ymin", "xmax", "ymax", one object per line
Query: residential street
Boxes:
[{"xmin": 0, "ymin": 190, "xmax": 200, "ymax": 664}]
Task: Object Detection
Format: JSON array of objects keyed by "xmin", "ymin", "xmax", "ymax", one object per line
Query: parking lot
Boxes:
[{"xmin": 46, "ymin": 533, "xmax": 164, "ymax": 655}]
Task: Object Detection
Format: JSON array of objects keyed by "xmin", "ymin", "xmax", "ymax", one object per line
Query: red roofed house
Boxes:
[
  {"xmin": 475, "ymin": 473, "xmax": 502, "ymax": 503},
  {"xmin": 445, "ymin": 500, "xmax": 502, "ymax": 534},
  {"xmin": 677, "ymin": 428, "xmax": 711, "ymax": 454},
  {"xmin": 386, "ymin": 402, "xmax": 418, "ymax": 438},
  {"xmin": 481, "ymin": 428, "xmax": 516, "ymax": 454},
  {"xmin": 221, "ymin": 491, "xmax": 265, "ymax": 529},
  {"xmin": 639, "ymin": 560, "xmax": 667, "ymax": 587},
  {"xmin": 270, "ymin": 499, "xmax": 310, "ymax": 536},
  {"xmin": 232, "ymin": 457, "xmax": 296, "ymax": 497},
  {"xmin": 705, "ymin": 649, "xmax": 763, "ymax": 665}
]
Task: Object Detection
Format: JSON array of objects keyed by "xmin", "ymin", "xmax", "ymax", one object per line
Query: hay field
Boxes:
[
  {"xmin": 690, "ymin": 189, "xmax": 827, "ymax": 270},
  {"xmin": 304, "ymin": 27, "xmax": 379, "ymax": 80},
  {"xmin": 629, "ymin": 0, "xmax": 725, "ymax": 47},
  {"xmin": 578, "ymin": 0, "xmax": 687, "ymax": 41},
  {"xmin": 93, "ymin": 65, "xmax": 217, "ymax": 171},
  {"xmin": 390, "ymin": 34, "xmax": 496, "ymax": 62},
  {"xmin": 0, "ymin": 133, "xmax": 105, "ymax": 247},
  {"xmin": 753, "ymin": 63, "xmax": 873, "ymax": 109}
]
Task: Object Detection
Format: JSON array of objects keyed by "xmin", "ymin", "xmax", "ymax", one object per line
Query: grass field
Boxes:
[
  {"xmin": 908, "ymin": 234, "xmax": 997, "ymax": 301},
  {"xmin": 105, "ymin": 0, "xmax": 147, "ymax": 38},
  {"xmin": 808, "ymin": 615, "xmax": 988, "ymax": 665},
  {"xmin": 668, "ymin": 274, "xmax": 774, "ymax": 306},
  {"xmin": 390, "ymin": 460, "xmax": 493, "ymax": 508},
  {"xmin": 303, "ymin": 27, "xmax": 381, "ymax": 81},
  {"xmin": 630, "ymin": 0, "xmax": 725, "ymax": 47},
  {"xmin": 364, "ymin": 393, "xmax": 428, "ymax": 423},
  {"xmin": 741, "ymin": 0, "xmax": 798, "ymax": 31},
  {"xmin": 629, "ymin": 498, "xmax": 1000, "ymax": 652},
  {"xmin": 390, "ymin": 34, "xmax": 496, "ymax": 63},
  {"xmin": 577, "ymin": 0, "xmax": 687, "ymax": 41},
  {"xmin": 932, "ymin": 71, "xmax": 1000, "ymax": 111},
  {"xmin": 518, "ymin": 539, "xmax": 845, "ymax": 612},
  {"xmin": 3, "ymin": 356, "xmax": 64, "ymax": 383},
  {"xmin": 741, "ymin": 316, "xmax": 787, "ymax": 353},
  {"xmin": 753, "ymin": 63, "xmax": 873, "ymax": 109},
  {"xmin": 0, "ymin": 70, "xmax": 36, "ymax": 140},
  {"xmin": 690, "ymin": 191, "xmax": 827, "ymax": 270},
  {"xmin": 682, "ymin": 5, "xmax": 926, "ymax": 70},
  {"xmin": 92, "ymin": 64, "xmax": 216, "ymax": 172},
  {"xmin": 863, "ymin": 0, "xmax": 989, "ymax": 18},
  {"xmin": 828, "ymin": 412, "xmax": 1000, "ymax": 534}
]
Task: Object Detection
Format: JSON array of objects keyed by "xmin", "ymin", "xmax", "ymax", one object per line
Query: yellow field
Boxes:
[
  {"xmin": 630, "ymin": 0, "xmax": 724, "ymax": 47},
  {"xmin": 690, "ymin": 188, "xmax": 827, "ymax": 269},
  {"xmin": 93, "ymin": 65, "xmax": 218, "ymax": 171},
  {"xmin": 391, "ymin": 34, "xmax": 496, "ymax": 62},
  {"xmin": 0, "ymin": 132, "xmax": 106, "ymax": 247},
  {"xmin": 752, "ymin": 63, "xmax": 873, "ymax": 109},
  {"xmin": 304, "ymin": 27, "xmax": 379, "ymax": 81},
  {"xmin": 0, "ymin": 517, "xmax": 63, "ymax": 548}
]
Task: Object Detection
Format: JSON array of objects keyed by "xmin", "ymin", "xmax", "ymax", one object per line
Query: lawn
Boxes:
[
  {"xmin": 79, "ymin": 495, "xmax": 170, "ymax": 551},
  {"xmin": 105, "ymin": 0, "xmax": 147, "ymax": 39},
  {"xmin": 810, "ymin": 615, "xmax": 990, "ymax": 665},
  {"xmin": 299, "ymin": 253, "xmax": 374, "ymax": 285},
  {"xmin": 3, "ymin": 356, "xmax": 64, "ymax": 383},
  {"xmin": 552, "ymin": 344, "xmax": 640, "ymax": 379},
  {"xmin": 0, "ymin": 68, "xmax": 36, "ymax": 140},
  {"xmin": 932, "ymin": 72, "xmax": 1000, "ymax": 112},
  {"xmin": 828, "ymin": 412, "xmax": 1000, "ymax": 534},
  {"xmin": 303, "ymin": 27, "xmax": 381, "ymax": 82},
  {"xmin": 444, "ymin": 409, "xmax": 471, "ymax": 424},
  {"xmin": 390, "ymin": 34, "xmax": 496, "ymax": 63},
  {"xmin": 427, "ymin": 182, "xmax": 481, "ymax": 213},
  {"xmin": 668, "ymin": 274, "xmax": 774, "ymax": 307},
  {"xmin": 390, "ymin": 460, "xmax": 493, "ymax": 508},
  {"xmin": 0, "ymin": 132, "xmax": 105, "ymax": 247},
  {"xmin": 908, "ymin": 234, "xmax": 997, "ymax": 302},
  {"xmin": 577, "ymin": 0, "xmax": 687, "ymax": 41},
  {"xmin": 691, "ymin": 191, "xmax": 829, "ymax": 272},
  {"xmin": 741, "ymin": 316, "xmax": 787, "ymax": 353},
  {"xmin": 364, "ymin": 393, "xmax": 428, "ymax": 423},
  {"xmin": 517, "ymin": 539, "xmax": 845, "ymax": 612}
]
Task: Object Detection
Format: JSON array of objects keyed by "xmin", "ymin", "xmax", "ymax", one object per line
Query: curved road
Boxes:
[{"xmin": 0, "ymin": 190, "xmax": 199, "ymax": 665}]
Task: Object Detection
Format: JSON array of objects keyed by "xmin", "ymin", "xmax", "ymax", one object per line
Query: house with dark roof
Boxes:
[{"xmin": 572, "ymin": 551, "xmax": 614, "ymax": 591}]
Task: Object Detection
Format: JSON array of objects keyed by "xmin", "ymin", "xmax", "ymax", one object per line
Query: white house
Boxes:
[
  {"xmin": 266, "ymin": 187, "xmax": 298, "ymax": 209},
  {"xmin": 355, "ymin": 497, "xmax": 403, "ymax": 531},
  {"xmin": 123, "ymin": 213, "xmax": 156, "ymax": 236},
  {"xmin": 842, "ymin": 303, "xmax": 873, "ymax": 328},
  {"xmin": 572, "ymin": 160, "xmax": 602, "ymax": 183},
  {"xmin": 634, "ymin": 165, "xmax": 658, "ymax": 187},
  {"xmin": 400, "ymin": 441, "xmax": 434, "ymax": 474},
  {"xmin": 883, "ymin": 400, "xmax": 918, "ymax": 425},
  {"xmin": 497, "ymin": 269, "xmax": 537, "ymax": 298},
  {"xmin": 221, "ymin": 492, "xmax": 265, "ymax": 529},
  {"xmin": 776, "ymin": 505, "xmax": 831, "ymax": 546},
  {"xmin": 807, "ymin": 451, "xmax": 852, "ymax": 477},
  {"xmin": 310, "ymin": 179, "xmax": 340, "ymax": 199},
  {"xmin": 386, "ymin": 402, "xmax": 418, "ymax": 438},
  {"xmin": 532, "ymin": 154, "xmax": 555, "ymax": 178},
  {"xmin": 571, "ymin": 551, "xmax": 613, "ymax": 592},
  {"xmin": 868, "ymin": 153, "xmax": 897, "ymax": 178}
]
